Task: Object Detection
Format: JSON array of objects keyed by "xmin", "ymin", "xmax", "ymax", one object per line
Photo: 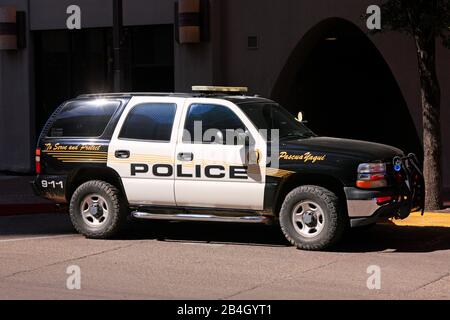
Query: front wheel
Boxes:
[
  {"xmin": 279, "ymin": 185, "xmax": 347, "ymax": 251},
  {"xmin": 69, "ymin": 180, "xmax": 127, "ymax": 239}
]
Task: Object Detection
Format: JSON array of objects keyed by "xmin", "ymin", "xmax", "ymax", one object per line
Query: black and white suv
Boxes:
[{"xmin": 33, "ymin": 86, "xmax": 424, "ymax": 250}]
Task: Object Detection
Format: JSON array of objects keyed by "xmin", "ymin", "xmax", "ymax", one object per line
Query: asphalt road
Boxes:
[{"xmin": 0, "ymin": 213, "xmax": 449, "ymax": 300}]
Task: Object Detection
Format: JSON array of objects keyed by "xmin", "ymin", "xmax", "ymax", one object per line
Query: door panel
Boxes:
[
  {"xmin": 174, "ymin": 99, "xmax": 266, "ymax": 210},
  {"xmin": 107, "ymin": 97, "xmax": 184, "ymax": 206}
]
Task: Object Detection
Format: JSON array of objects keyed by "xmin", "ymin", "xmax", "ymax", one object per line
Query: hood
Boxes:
[{"xmin": 281, "ymin": 136, "xmax": 404, "ymax": 162}]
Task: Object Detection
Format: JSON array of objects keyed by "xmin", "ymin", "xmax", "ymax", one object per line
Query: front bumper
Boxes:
[{"xmin": 345, "ymin": 154, "xmax": 425, "ymax": 227}]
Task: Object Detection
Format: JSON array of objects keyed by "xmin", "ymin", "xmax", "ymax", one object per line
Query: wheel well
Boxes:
[
  {"xmin": 66, "ymin": 167, "xmax": 128, "ymax": 204},
  {"xmin": 273, "ymin": 173, "xmax": 347, "ymax": 217}
]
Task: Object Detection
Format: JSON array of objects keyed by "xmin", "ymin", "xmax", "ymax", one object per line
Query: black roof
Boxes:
[{"xmin": 76, "ymin": 92, "xmax": 274, "ymax": 105}]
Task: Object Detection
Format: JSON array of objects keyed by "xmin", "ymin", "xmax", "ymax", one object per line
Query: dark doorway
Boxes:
[
  {"xmin": 124, "ymin": 24, "xmax": 175, "ymax": 92},
  {"xmin": 272, "ymin": 18, "xmax": 422, "ymax": 159},
  {"xmin": 34, "ymin": 24, "xmax": 174, "ymax": 137},
  {"xmin": 34, "ymin": 28, "xmax": 113, "ymax": 134}
]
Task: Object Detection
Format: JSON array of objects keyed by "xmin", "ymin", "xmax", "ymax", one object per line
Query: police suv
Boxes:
[{"xmin": 33, "ymin": 86, "xmax": 424, "ymax": 250}]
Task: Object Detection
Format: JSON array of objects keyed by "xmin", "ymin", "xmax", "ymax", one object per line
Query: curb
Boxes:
[
  {"xmin": 0, "ymin": 203, "xmax": 64, "ymax": 216},
  {"xmin": 387, "ymin": 212, "xmax": 450, "ymax": 227}
]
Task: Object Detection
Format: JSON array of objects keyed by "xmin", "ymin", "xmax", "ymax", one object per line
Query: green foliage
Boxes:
[{"xmin": 378, "ymin": 0, "xmax": 450, "ymax": 48}]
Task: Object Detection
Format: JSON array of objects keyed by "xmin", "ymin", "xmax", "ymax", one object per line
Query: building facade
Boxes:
[{"xmin": 0, "ymin": 0, "xmax": 449, "ymax": 197}]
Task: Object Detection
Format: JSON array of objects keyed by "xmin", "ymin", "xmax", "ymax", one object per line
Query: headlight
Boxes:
[{"xmin": 356, "ymin": 162, "xmax": 387, "ymax": 188}]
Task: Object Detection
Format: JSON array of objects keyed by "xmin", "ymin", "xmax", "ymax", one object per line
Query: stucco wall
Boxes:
[
  {"xmin": 0, "ymin": 0, "xmax": 33, "ymax": 172},
  {"xmin": 209, "ymin": 0, "xmax": 450, "ymax": 192},
  {"xmin": 29, "ymin": 0, "xmax": 174, "ymax": 30}
]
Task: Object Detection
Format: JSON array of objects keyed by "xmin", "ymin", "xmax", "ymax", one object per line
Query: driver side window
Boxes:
[{"xmin": 183, "ymin": 104, "xmax": 247, "ymax": 145}]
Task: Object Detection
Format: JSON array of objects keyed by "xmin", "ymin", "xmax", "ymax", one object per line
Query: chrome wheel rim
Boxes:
[
  {"xmin": 80, "ymin": 194, "xmax": 109, "ymax": 228},
  {"xmin": 292, "ymin": 200, "xmax": 325, "ymax": 238}
]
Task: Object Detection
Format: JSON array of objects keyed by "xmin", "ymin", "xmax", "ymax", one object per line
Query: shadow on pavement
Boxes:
[
  {"xmin": 1, "ymin": 213, "xmax": 449, "ymax": 253},
  {"xmin": 0, "ymin": 213, "xmax": 75, "ymax": 236},
  {"xmin": 122, "ymin": 220, "xmax": 290, "ymax": 247},
  {"xmin": 122, "ymin": 220, "xmax": 450, "ymax": 253},
  {"xmin": 335, "ymin": 224, "xmax": 450, "ymax": 253}
]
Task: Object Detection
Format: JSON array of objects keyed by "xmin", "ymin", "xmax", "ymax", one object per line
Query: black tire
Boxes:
[
  {"xmin": 69, "ymin": 180, "xmax": 127, "ymax": 239},
  {"xmin": 279, "ymin": 185, "xmax": 347, "ymax": 251}
]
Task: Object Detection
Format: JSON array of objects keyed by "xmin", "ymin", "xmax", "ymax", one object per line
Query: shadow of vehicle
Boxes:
[
  {"xmin": 1, "ymin": 213, "xmax": 449, "ymax": 253},
  {"xmin": 335, "ymin": 223, "xmax": 450, "ymax": 253},
  {"xmin": 0, "ymin": 213, "xmax": 75, "ymax": 236},
  {"xmin": 122, "ymin": 219, "xmax": 450, "ymax": 253}
]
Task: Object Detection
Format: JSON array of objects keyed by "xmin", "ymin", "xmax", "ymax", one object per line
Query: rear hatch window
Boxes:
[{"xmin": 47, "ymin": 100, "xmax": 120, "ymax": 138}]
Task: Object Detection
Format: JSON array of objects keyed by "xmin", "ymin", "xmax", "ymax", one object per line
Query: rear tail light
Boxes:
[
  {"xmin": 356, "ymin": 162, "xmax": 387, "ymax": 189},
  {"xmin": 35, "ymin": 149, "xmax": 41, "ymax": 174}
]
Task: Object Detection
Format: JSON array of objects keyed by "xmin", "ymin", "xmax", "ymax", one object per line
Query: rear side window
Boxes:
[
  {"xmin": 119, "ymin": 103, "xmax": 177, "ymax": 142},
  {"xmin": 47, "ymin": 100, "xmax": 120, "ymax": 137}
]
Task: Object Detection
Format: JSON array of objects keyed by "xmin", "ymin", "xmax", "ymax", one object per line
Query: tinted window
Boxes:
[
  {"xmin": 48, "ymin": 100, "xmax": 120, "ymax": 137},
  {"xmin": 183, "ymin": 104, "xmax": 246, "ymax": 144},
  {"xmin": 240, "ymin": 103, "xmax": 315, "ymax": 140},
  {"xmin": 119, "ymin": 103, "xmax": 176, "ymax": 141}
]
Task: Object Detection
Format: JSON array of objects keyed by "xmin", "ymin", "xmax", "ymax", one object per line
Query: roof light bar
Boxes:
[{"xmin": 192, "ymin": 86, "xmax": 248, "ymax": 93}]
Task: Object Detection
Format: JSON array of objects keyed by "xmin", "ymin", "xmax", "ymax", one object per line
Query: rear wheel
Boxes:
[
  {"xmin": 279, "ymin": 185, "xmax": 346, "ymax": 250},
  {"xmin": 69, "ymin": 180, "xmax": 127, "ymax": 239}
]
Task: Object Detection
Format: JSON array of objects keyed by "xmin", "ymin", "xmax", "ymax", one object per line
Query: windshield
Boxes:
[{"xmin": 239, "ymin": 102, "xmax": 316, "ymax": 141}]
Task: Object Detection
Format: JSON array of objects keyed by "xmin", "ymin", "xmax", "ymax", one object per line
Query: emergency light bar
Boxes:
[{"xmin": 192, "ymin": 86, "xmax": 248, "ymax": 93}]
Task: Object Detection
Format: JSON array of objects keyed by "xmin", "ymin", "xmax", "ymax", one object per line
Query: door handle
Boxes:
[
  {"xmin": 178, "ymin": 152, "xmax": 194, "ymax": 162},
  {"xmin": 115, "ymin": 150, "xmax": 130, "ymax": 159}
]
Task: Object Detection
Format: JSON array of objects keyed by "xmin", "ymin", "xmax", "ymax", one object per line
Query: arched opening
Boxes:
[{"xmin": 271, "ymin": 18, "xmax": 422, "ymax": 159}]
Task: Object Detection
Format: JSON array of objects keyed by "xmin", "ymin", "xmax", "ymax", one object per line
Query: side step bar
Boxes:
[{"xmin": 132, "ymin": 211, "xmax": 271, "ymax": 224}]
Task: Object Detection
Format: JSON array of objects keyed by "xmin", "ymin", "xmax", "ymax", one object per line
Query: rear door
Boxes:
[{"xmin": 108, "ymin": 96, "xmax": 184, "ymax": 206}]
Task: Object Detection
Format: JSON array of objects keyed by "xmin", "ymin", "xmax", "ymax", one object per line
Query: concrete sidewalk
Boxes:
[
  {"xmin": 389, "ymin": 211, "xmax": 450, "ymax": 227},
  {"xmin": 0, "ymin": 175, "xmax": 61, "ymax": 215}
]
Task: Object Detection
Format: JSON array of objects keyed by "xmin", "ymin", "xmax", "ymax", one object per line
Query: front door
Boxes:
[{"xmin": 174, "ymin": 98, "xmax": 266, "ymax": 210}]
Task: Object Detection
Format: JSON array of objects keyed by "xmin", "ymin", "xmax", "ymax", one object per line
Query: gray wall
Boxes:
[
  {"xmin": 0, "ymin": 0, "xmax": 33, "ymax": 172},
  {"xmin": 123, "ymin": 0, "xmax": 174, "ymax": 26},
  {"xmin": 175, "ymin": 0, "xmax": 225, "ymax": 91},
  {"xmin": 29, "ymin": 0, "xmax": 174, "ymax": 30},
  {"xmin": 30, "ymin": 0, "xmax": 113, "ymax": 30}
]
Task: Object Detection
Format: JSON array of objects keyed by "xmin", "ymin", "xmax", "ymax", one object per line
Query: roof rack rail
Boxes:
[{"xmin": 76, "ymin": 92, "xmax": 191, "ymax": 99}]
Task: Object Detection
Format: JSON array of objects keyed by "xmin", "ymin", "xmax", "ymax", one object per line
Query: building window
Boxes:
[{"xmin": 127, "ymin": 25, "xmax": 175, "ymax": 92}]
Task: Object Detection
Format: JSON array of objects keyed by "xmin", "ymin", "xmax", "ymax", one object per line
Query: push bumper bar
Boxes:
[{"xmin": 346, "ymin": 153, "xmax": 425, "ymax": 227}]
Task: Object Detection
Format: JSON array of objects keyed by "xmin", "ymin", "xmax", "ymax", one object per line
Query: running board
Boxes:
[{"xmin": 131, "ymin": 211, "xmax": 271, "ymax": 224}]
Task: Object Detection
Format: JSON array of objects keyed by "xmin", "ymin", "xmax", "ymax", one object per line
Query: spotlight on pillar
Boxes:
[
  {"xmin": 0, "ymin": 6, "xmax": 26, "ymax": 50},
  {"xmin": 175, "ymin": 0, "xmax": 210, "ymax": 44}
]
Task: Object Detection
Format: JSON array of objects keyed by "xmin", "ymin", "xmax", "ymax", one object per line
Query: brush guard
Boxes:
[{"xmin": 392, "ymin": 153, "xmax": 425, "ymax": 218}]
